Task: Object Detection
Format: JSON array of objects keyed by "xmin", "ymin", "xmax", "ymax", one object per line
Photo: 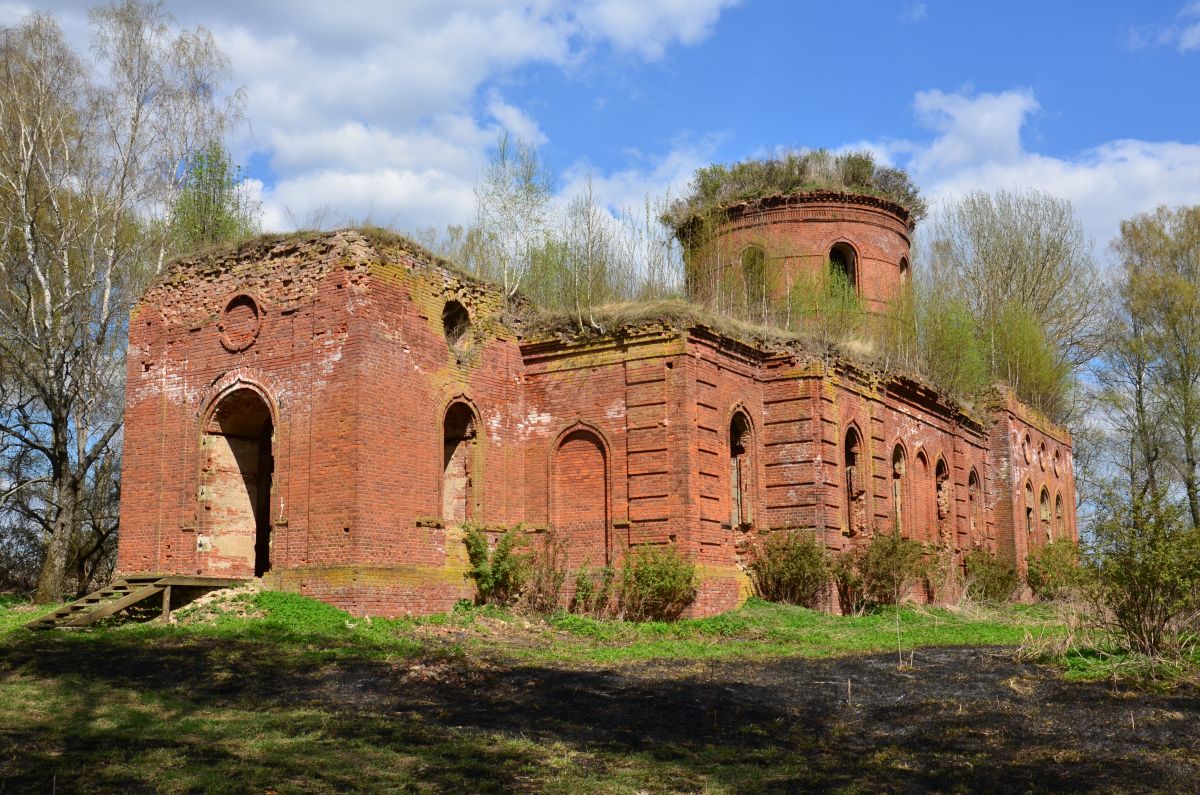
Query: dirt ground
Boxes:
[{"xmin": 3, "ymin": 635, "xmax": 1199, "ymax": 793}]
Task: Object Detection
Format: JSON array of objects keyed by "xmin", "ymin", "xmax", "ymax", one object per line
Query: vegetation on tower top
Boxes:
[{"xmin": 663, "ymin": 149, "xmax": 927, "ymax": 231}]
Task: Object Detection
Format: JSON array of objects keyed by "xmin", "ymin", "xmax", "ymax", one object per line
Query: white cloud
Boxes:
[
  {"xmin": 0, "ymin": 1, "xmax": 738, "ymax": 233},
  {"xmin": 894, "ymin": 89, "xmax": 1200, "ymax": 252}
]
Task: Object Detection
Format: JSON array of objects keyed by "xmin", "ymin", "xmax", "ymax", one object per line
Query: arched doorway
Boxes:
[
  {"xmin": 553, "ymin": 428, "xmax": 609, "ymax": 571},
  {"xmin": 203, "ymin": 388, "xmax": 274, "ymax": 577},
  {"xmin": 443, "ymin": 402, "xmax": 478, "ymax": 525},
  {"xmin": 730, "ymin": 412, "xmax": 753, "ymax": 528}
]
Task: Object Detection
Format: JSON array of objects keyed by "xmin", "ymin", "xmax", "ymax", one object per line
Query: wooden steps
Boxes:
[{"xmin": 25, "ymin": 574, "xmax": 246, "ymax": 630}]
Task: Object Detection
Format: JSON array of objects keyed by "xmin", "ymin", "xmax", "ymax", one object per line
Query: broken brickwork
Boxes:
[{"xmin": 118, "ymin": 203, "xmax": 1077, "ymax": 618}]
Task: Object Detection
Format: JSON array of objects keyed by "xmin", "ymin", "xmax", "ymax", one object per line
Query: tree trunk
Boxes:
[{"xmin": 33, "ymin": 477, "xmax": 78, "ymax": 603}]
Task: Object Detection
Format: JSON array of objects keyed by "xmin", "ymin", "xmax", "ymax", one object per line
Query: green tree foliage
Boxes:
[
  {"xmin": 618, "ymin": 544, "xmax": 697, "ymax": 621},
  {"xmin": 962, "ymin": 547, "xmax": 1021, "ymax": 604},
  {"xmin": 462, "ymin": 525, "xmax": 529, "ymax": 607},
  {"xmin": 916, "ymin": 288, "xmax": 990, "ymax": 399},
  {"xmin": 748, "ymin": 529, "xmax": 831, "ymax": 607},
  {"xmin": 169, "ymin": 140, "xmax": 260, "ymax": 253},
  {"xmin": 1026, "ymin": 540, "xmax": 1086, "ymax": 601},
  {"xmin": 0, "ymin": 3, "xmax": 241, "ymax": 602},
  {"xmin": 833, "ymin": 531, "xmax": 929, "ymax": 614},
  {"xmin": 1087, "ymin": 486, "xmax": 1200, "ymax": 658},
  {"xmin": 1113, "ymin": 206, "xmax": 1200, "ymax": 528},
  {"xmin": 928, "ymin": 189, "xmax": 1101, "ymax": 420}
]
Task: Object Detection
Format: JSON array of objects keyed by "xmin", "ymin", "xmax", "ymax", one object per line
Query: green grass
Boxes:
[{"xmin": 0, "ymin": 593, "xmax": 1191, "ymax": 793}]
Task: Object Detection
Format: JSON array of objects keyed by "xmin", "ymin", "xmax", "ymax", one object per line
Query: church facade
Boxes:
[{"xmin": 116, "ymin": 195, "xmax": 1076, "ymax": 617}]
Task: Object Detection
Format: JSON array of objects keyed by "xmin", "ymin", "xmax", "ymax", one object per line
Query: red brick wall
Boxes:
[
  {"xmin": 684, "ymin": 192, "xmax": 913, "ymax": 314},
  {"xmin": 118, "ymin": 230, "xmax": 1077, "ymax": 619}
]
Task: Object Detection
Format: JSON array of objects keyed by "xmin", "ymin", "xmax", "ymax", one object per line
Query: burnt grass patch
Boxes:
[{"xmin": 2, "ymin": 629, "xmax": 1200, "ymax": 793}]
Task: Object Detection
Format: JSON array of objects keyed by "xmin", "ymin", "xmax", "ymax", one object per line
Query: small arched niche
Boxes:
[
  {"xmin": 442, "ymin": 402, "xmax": 478, "ymax": 524},
  {"xmin": 730, "ymin": 411, "xmax": 754, "ymax": 528},
  {"xmin": 829, "ymin": 242, "xmax": 858, "ymax": 295}
]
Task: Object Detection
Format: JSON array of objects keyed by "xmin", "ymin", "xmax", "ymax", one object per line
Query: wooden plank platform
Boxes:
[{"xmin": 25, "ymin": 575, "xmax": 248, "ymax": 630}]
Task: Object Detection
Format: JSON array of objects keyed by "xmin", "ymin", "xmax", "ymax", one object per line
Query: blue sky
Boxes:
[{"xmin": 9, "ymin": 0, "xmax": 1200, "ymax": 253}]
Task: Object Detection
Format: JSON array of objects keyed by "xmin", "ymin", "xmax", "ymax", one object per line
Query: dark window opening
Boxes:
[
  {"xmin": 443, "ymin": 301, "xmax": 470, "ymax": 351},
  {"xmin": 967, "ymin": 469, "xmax": 981, "ymax": 546},
  {"xmin": 934, "ymin": 458, "xmax": 951, "ymax": 544},
  {"xmin": 1040, "ymin": 487, "xmax": 1052, "ymax": 543},
  {"xmin": 730, "ymin": 412, "xmax": 753, "ymax": 527},
  {"xmin": 829, "ymin": 243, "xmax": 858, "ymax": 295}
]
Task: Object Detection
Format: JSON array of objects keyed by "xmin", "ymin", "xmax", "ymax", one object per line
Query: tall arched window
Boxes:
[
  {"xmin": 1024, "ymin": 481, "xmax": 1036, "ymax": 541},
  {"xmin": 915, "ymin": 451, "xmax": 930, "ymax": 541},
  {"xmin": 730, "ymin": 411, "xmax": 753, "ymax": 527},
  {"xmin": 967, "ymin": 469, "xmax": 982, "ymax": 546},
  {"xmin": 829, "ymin": 242, "xmax": 858, "ymax": 296},
  {"xmin": 741, "ymin": 246, "xmax": 768, "ymax": 320},
  {"xmin": 1040, "ymin": 487, "xmax": 1052, "ymax": 543},
  {"xmin": 891, "ymin": 444, "xmax": 907, "ymax": 535},
  {"xmin": 1055, "ymin": 492, "xmax": 1065, "ymax": 539},
  {"xmin": 934, "ymin": 458, "xmax": 951, "ymax": 545},
  {"xmin": 899, "ymin": 256, "xmax": 910, "ymax": 288},
  {"xmin": 844, "ymin": 427, "xmax": 865, "ymax": 536},
  {"xmin": 443, "ymin": 402, "xmax": 478, "ymax": 525}
]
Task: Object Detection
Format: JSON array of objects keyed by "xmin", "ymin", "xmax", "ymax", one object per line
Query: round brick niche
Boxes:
[{"xmin": 219, "ymin": 294, "xmax": 262, "ymax": 352}]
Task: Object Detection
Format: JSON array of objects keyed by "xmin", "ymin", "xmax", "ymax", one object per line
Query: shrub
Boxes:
[
  {"xmin": 1087, "ymin": 488, "xmax": 1200, "ymax": 658},
  {"xmin": 748, "ymin": 529, "xmax": 831, "ymax": 607},
  {"xmin": 463, "ymin": 524, "xmax": 528, "ymax": 606},
  {"xmin": 618, "ymin": 544, "xmax": 697, "ymax": 621},
  {"xmin": 521, "ymin": 530, "xmax": 568, "ymax": 613},
  {"xmin": 962, "ymin": 546, "xmax": 1021, "ymax": 604},
  {"xmin": 570, "ymin": 565, "xmax": 615, "ymax": 616},
  {"xmin": 832, "ymin": 548, "xmax": 867, "ymax": 615},
  {"xmin": 1027, "ymin": 540, "xmax": 1086, "ymax": 601},
  {"xmin": 834, "ymin": 530, "xmax": 928, "ymax": 613}
]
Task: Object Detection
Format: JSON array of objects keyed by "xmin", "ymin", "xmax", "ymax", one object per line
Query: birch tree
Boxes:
[{"xmin": 0, "ymin": 3, "xmax": 241, "ymax": 601}]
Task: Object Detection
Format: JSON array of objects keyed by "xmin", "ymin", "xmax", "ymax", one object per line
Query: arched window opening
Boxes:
[
  {"xmin": 915, "ymin": 451, "xmax": 930, "ymax": 542},
  {"xmin": 899, "ymin": 256, "xmax": 910, "ymax": 288},
  {"xmin": 891, "ymin": 445, "xmax": 907, "ymax": 535},
  {"xmin": 443, "ymin": 403, "xmax": 477, "ymax": 525},
  {"xmin": 740, "ymin": 246, "xmax": 768, "ymax": 320},
  {"xmin": 967, "ymin": 469, "xmax": 981, "ymax": 547},
  {"xmin": 829, "ymin": 242, "xmax": 857, "ymax": 295},
  {"xmin": 1054, "ymin": 492, "xmax": 1065, "ymax": 539},
  {"xmin": 443, "ymin": 301, "xmax": 470, "ymax": 352},
  {"xmin": 934, "ymin": 458, "xmax": 951, "ymax": 545},
  {"xmin": 553, "ymin": 429, "xmax": 610, "ymax": 571},
  {"xmin": 1040, "ymin": 487, "xmax": 1052, "ymax": 543},
  {"xmin": 730, "ymin": 412, "xmax": 753, "ymax": 528},
  {"xmin": 203, "ymin": 388, "xmax": 274, "ymax": 578},
  {"xmin": 1024, "ymin": 482, "xmax": 1036, "ymax": 541},
  {"xmin": 844, "ymin": 427, "xmax": 866, "ymax": 536}
]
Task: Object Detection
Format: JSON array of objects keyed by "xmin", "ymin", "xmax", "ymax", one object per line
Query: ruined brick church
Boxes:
[{"xmin": 116, "ymin": 190, "xmax": 1076, "ymax": 616}]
